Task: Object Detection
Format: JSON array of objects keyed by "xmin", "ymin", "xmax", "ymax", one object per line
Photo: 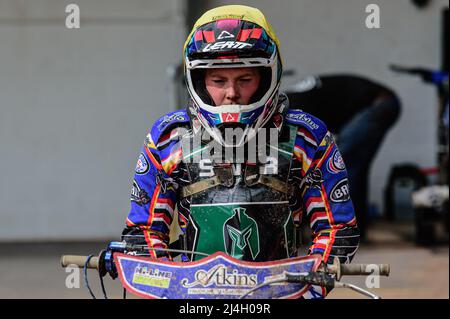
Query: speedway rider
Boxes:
[{"xmin": 121, "ymin": 5, "xmax": 360, "ymax": 298}]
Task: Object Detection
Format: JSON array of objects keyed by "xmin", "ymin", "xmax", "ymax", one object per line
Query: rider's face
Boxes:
[{"xmin": 205, "ymin": 68, "xmax": 261, "ymax": 106}]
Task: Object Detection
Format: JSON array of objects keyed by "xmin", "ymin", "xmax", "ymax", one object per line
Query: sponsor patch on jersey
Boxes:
[
  {"xmin": 135, "ymin": 153, "xmax": 149, "ymax": 175},
  {"xmin": 157, "ymin": 112, "xmax": 187, "ymax": 131},
  {"xmin": 305, "ymin": 168, "xmax": 324, "ymax": 189},
  {"xmin": 131, "ymin": 180, "xmax": 151, "ymax": 206},
  {"xmin": 330, "ymin": 179, "xmax": 350, "ymax": 203},
  {"xmin": 327, "ymin": 149, "xmax": 346, "ymax": 174},
  {"xmin": 286, "ymin": 112, "xmax": 320, "ymax": 130}
]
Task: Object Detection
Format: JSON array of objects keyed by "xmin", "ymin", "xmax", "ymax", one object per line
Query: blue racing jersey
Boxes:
[{"xmin": 122, "ymin": 102, "xmax": 360, "ymax": 298}]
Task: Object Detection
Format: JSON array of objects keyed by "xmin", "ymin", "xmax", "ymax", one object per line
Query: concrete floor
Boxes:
[
  {"xmin": 0, "ymin": 221, "xmax": 448, "ymax": 299},
  {"xmin": 328, "ymin": 220, "xmax": 449, "ymax": 299}
]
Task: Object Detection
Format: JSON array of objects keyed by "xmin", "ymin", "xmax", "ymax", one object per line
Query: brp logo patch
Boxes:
[
  {"xmin": 327, "ymin": 150, "xmax": 345, "ymax": 174},
  {"xmin": 135, "ymin": 153, "xmax": 149, "ymax": 174},
  {"xmin": 330, "ymin": 179, "xmax": 351, "ymax": 203}
]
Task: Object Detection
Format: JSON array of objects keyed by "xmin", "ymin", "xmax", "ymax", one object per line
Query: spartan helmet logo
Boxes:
[{"xmin": 224, "ymin": 207, "xmax": 260, "ymax": 260}]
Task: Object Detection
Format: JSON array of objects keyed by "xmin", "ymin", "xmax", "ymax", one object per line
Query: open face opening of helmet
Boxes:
[{"xmin": 204, "ymin": 67, "xmax": 261, "ymax": 106}]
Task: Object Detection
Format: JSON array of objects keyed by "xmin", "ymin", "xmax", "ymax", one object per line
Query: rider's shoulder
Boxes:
[
  {"xmin": 148, "ymin": 109, "xmax": 190, "ymax": 148},
  {"xmin": 285, "ymin": 108, "xmax": 328, "ymax": 142}
]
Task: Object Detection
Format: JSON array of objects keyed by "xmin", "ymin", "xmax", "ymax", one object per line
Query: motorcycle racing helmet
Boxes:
[{"xmin": 183, "ymin": 5, "xmax": 283, "ymax": 146}]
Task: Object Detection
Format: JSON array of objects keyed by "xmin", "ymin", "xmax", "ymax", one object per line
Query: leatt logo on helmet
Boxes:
[
  {"xmin": 217, "ymin": 30, "xmax": 235, "ymax": 40},
  {"xmin": 202, "ymin": 41, "xmax": 252, "ymax": 52}
]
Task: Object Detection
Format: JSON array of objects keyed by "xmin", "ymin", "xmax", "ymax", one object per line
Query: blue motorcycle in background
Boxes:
[{"xmin": 390, "ymin": 65, "xmax": 449, "ymax": 245}]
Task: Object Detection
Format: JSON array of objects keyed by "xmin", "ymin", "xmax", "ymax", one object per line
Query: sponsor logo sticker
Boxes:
[
  {"xmin": 132, "ymin": 266, "xmax": 172, "ymax": 288},
  {"xmin": 181, "ymin": 264, "xmax": 258, "ymax": 293},
  {"xmin": 222, "ymin": 112, "xmax": 240, "ymax": 122}
]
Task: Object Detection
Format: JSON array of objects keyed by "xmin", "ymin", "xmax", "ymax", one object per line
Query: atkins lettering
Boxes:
[{"xmin": 181, "ymin": 264, "xmax": 258, "ymax": 288}]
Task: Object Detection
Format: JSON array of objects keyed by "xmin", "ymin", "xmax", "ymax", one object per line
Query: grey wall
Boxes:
[
  {"xmin": 209, "ymin": 0, "xmax": 448, "ymax": 214},
  {"xmin": 0, "ymin": 0, "xmax": 186, "ymax": 241}
]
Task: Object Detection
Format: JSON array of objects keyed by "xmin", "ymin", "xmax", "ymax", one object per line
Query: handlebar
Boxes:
[
  {"xmin": 60, "ymin": 255, "xmax": 99, "ymax": 269},
  {"xmin": 61, "ymin": 250, "xmax": 390, "ymax": 300},
  {"xmin": 389, "ymin": 64, "xmax": 424, "ymax": 74},
  {"xmin": 60, "ymin": 253, "xmax": 389, "ymax": 278},
  {"xmin": 340, "ymin": 263, "xmax": 390, "ymax": 276},
  {"xmin": 324, "ymin": 256, "xmax": 390, "ymax": 280},
  {"xmin": 389, "ymin": 64, "xmax": 449, "ymax": 88}
]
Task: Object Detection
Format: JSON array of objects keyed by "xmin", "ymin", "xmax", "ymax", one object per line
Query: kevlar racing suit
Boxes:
[{"xmin": 122, "ymin": 96, "xmax": 360, "ymax": 298}]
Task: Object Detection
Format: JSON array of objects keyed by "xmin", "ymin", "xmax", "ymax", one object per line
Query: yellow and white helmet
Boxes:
[{"xmin": 183, "ymin": 5, "xmax": 283, "ymax": 146}]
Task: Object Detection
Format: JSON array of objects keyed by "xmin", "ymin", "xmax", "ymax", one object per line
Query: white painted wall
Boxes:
[
  {"xmin": 209, "ymin": 0, "xmax": 448, "ymax": 215},
  {"xmin": 0, "ymin": 0, "xmax": 186, "ymax": 240}
]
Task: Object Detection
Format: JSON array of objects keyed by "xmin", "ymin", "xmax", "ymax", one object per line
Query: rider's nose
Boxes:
[{"xmin": 224, "ymin": 83, "xmax": 240, "ymax": 104}]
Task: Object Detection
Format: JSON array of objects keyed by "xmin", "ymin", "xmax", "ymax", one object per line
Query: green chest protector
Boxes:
[{"xmin": 180, "ymin": 125, "xmax": 299, "ymax": 261}]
